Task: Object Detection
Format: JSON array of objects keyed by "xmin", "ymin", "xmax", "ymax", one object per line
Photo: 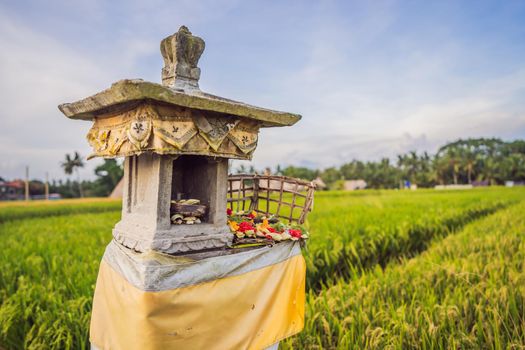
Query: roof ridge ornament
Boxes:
[{"xmin": 160, "ymin": 26, "xmax": 205, "ymax": 91}]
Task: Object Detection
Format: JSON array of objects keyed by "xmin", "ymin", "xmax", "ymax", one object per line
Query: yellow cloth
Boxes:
[{"xmin": 90, "ymin": 254, "xmax": 305, "ymax": 350}]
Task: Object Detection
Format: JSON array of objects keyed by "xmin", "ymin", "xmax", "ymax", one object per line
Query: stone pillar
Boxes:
[{"xmin": 114, "ymin": 153, "xmax": 173, "ymax": 247}]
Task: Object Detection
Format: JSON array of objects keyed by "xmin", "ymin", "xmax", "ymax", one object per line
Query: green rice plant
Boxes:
[
  {"xmin": 0, "ymin": 212, "xmax": 118, "ymax": 349},
  {"xmin": 0, "ymin": 199, "xmax": 121, "ymax": 224},
  {"xmin": 0, "ymin": 188, "xmax": 524, "ymax": 348},
  {"xmin": 304, "ymin": 187, "xmax": 525, "ymax": 289},
  {"xmin": 283, "ymin": 200, "xmax": 525, "ymax": 349}
]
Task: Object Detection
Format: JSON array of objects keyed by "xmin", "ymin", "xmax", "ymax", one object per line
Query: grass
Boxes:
[
  {"xmin": 0, "ymin": 198, "xmax": 120, "ymax": 224},
  {"xmin": 0, "ymin": 212, "xmax": 117, "ymax": 349},
  {"xmin": 0, "ymin": 188, "xmax": 524, "ymax": 349},
  {"xmin": 282, "ymin": 199, "xmax": 525, "ymax": 349},
  {"xmin": 304, "ymin": 188, "xmax": 525, "ymax": 289}
]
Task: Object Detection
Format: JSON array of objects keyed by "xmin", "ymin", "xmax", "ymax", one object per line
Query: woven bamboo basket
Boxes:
[{"xmin": 227, "ymin": 174, "xmax": 315, "ymax": 224}]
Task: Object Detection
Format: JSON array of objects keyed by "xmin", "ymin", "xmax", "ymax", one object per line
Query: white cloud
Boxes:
[
  {"xmin": 0, "ymin": 13, "xmax": 110, "ymax": 180},
  {"xmin": 241, "ymin": 8, "xmax": 525, "ymax": 170},
  {"xmin": 1, "ymin": 0, "xmax": 524, "ymax": 182}
]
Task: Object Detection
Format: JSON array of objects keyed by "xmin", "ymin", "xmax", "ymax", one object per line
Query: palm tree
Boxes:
[
  {"xmin": 433, "ymin": 155, "xmax": 449, "ymax": 185},
  {"xmin": 502, "ymin": 153, "xmax": 525, "ymax": 182},
  {"xmin": 417, "ymin": 151, "xmax": 435, "ymax": 186},
  {"xmin": 459, "ymin": 144, "xmax": 478, "ymax": 184},
  {"xmin": 61, "ymin": 152, "xmax": 85, "ymax": 197},
  {"xmin": 439, "ymin": 146, "xmax": 461, "ymax": 185},
  {"xmin": 397, "ymin": 152, "xmax": 418, "ymax": 185},
  {"xmin": 477, "ymin": 156, "xmax": 495, "ymax": 185}
]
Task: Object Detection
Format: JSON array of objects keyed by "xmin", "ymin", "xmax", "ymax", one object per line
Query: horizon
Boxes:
[
  {"xmin": 1, "ymin": 136, "xmax": 523, "ymax": 183},
  {"xmin": 1, "ymin": 0, "xmax": 525, "ymax": 181}
]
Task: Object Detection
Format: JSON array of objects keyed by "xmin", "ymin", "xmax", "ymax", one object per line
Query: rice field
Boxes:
[
  {"xmin": 0, "ymin": 187, "xmax": 524, "ymax": 349},
  {"xmin": 0, "ymin": 198, "xmax": 120, "ymax": 224},
  {"xmin": 0, "ymin": 212, "xmax": 118, "ymax": 349},
  {"xmin": 304, "ymin": 188, "xmax": 524, "ymax": 289},
  {"xmin": 283, "ymin": 197, "xmax": 525, "ymax": 349}
]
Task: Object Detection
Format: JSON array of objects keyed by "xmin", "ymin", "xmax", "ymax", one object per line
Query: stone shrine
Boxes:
[{"xmin": 59, "ymin": 26, "xmax": 301, "ymax": 254}]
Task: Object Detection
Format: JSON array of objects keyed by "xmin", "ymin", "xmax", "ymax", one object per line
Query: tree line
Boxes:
[
  {"xmin": 24, "ymin": 156, "xmax": 124, "ymax": 198},
  {"xmin": 251, "ymin": 138, "xmax": 525, "ymax": 189},
  {"xmin": 17, "ymin": 137, "xmax": 525, "ymax": 199}
]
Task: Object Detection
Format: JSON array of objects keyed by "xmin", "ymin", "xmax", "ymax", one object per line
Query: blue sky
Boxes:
[{"xmin": 1, "ymin": 0, "xmax": 525, "ymax": 180}]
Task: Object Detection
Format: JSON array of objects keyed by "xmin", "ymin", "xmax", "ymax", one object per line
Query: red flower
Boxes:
[
  {"xmin": 247, "ymin": 212, "xmax": 256, "ymax": 219},
  {"xmin": 238, "ymin": 221, "xmax": 255, "ymax": 233},
  {"xmin": 267, "ymin": 227, "xmax": 277, "ymax": 233},
  {"xmin": 289, "ymin": 229, "xmax": 302, "ymax": 238},
  {"xmin": 226, "ymin": 208, "xmax": 233, "ymax": 216}
]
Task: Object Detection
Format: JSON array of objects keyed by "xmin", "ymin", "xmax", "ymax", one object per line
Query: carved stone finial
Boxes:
[{"xmin": 161, "ymin": 26, "xmax": 205, "ymax": 90}]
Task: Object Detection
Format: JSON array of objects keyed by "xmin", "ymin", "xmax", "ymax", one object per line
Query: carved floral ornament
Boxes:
[{"xmin": 86, "ymin": 103, "xmax": 260, "ymax": 160}]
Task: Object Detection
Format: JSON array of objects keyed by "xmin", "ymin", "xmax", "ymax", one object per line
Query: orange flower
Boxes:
[{"xmin": 228, "ymin": 221, "xmax": 239, "ymax": 232}]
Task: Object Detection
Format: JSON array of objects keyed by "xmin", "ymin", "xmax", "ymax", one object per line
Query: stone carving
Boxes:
[
  {"xmin": 86, "ymin": 118, "xmax": 128, "ymax": 158},
  {"xmin": 228, "ymin": 123, "xmax": 259, "ymax": 154},
  {"xmin": 87, "ymin": 129, "xmax": 110, "ymax": 153},
  {"xmin": 161, "ymin": 26, "xmax": 205, "ymax": 90},
  {"xmin": 85, "ymin": 103, "xmax": 260, "ymax": 160},
  {"xmin": 154, "ymin": 117, "xmax": 198, "ymax": 150},
  {"xmin": 113, "ymin": 231, "xmax": 232, "ymax": 255},
  {"xmin": 127, "ymin": 118, "xmax": 152, "ymax": 151},
  {"xmin": 194, "ymin": 114, "xmax": 240, "ymax": 151}
]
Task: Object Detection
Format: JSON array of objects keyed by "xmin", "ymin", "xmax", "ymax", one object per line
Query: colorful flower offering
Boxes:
[{"xmin": 227, "ymin": 209, "xmax": 309, "ymax": 243}]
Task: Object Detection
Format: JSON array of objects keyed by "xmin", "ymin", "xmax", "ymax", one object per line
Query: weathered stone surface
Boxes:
[
  {"xmin": 58, "ymin": 79, "xmax": 301, "ymax": 127},
  {"xmin": 161, "ymin": 26, "xmax": 205, "ymax": 90},
  {"xmin": 85, "ymin": 102, "xmax": 259, "ymax": 160}
]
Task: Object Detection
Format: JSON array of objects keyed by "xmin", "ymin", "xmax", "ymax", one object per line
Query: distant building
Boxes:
[
  {"xmin": 0, "ymin": 178, "xmax": 25, "ymax": 200},
  {"xmin": 0, "ymin": 177, "xmax": 5, "ymax": 200},
  {"xmin": 312, "ymin": 177, "xmax": 326, "ymax": 190},
  {"xmin": 343, "ymin": 179, "xmax": 367, "ymax": 191},
  {"xmin": 505, "ymin": 181, "xmax": 525, "ymax": 187}
]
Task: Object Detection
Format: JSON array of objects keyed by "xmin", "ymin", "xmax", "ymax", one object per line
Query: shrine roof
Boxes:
[{"xmin": 59, "ymin": 79, "xmax": 301, "ymax": 127}]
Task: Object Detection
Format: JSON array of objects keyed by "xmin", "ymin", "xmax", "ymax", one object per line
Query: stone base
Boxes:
[{"xmin": 113, "ymin": 224, "xmax": 232, "ymax": 254}]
